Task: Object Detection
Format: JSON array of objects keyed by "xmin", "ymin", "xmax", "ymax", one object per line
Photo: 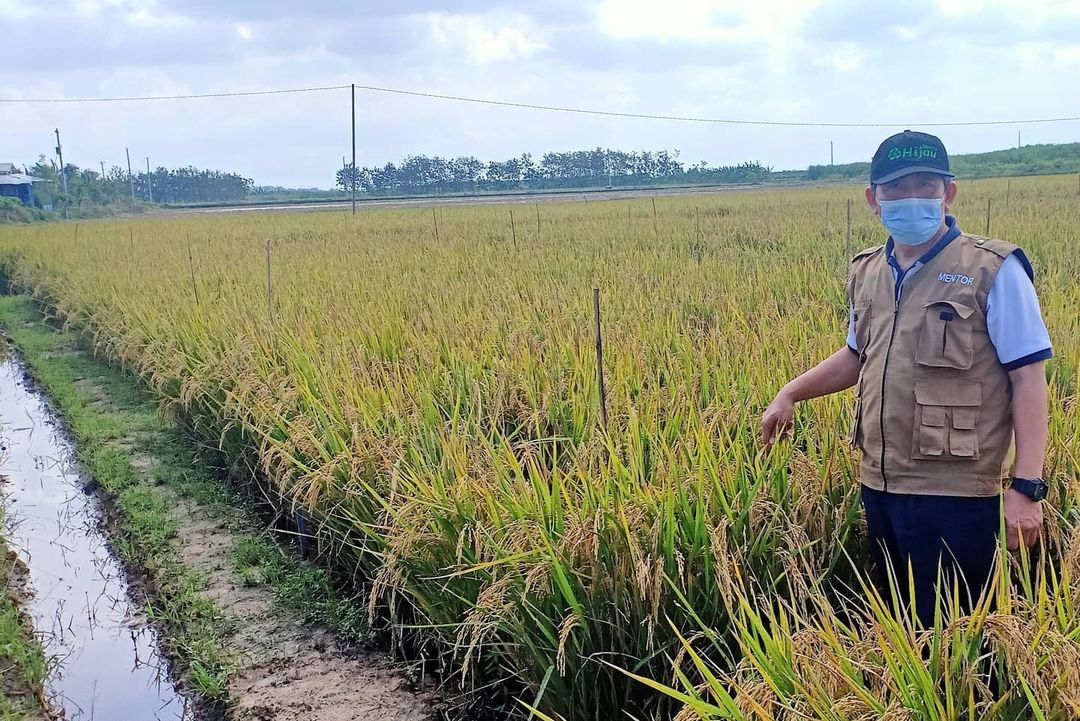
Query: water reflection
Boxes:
[{"xmin": 0, "ymin": 356, "xmax": 193, "ymax": 720}]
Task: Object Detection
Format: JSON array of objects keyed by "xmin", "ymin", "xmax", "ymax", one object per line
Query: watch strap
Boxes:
[{"xmin": 1011, "ymin": 476, "xmax": 1048, "ymax": 501}]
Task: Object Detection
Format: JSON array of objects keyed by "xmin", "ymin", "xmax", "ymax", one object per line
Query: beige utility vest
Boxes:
[{"xmin": 847, "ymin": 232, "xmax": 1018, "ymax": 496}]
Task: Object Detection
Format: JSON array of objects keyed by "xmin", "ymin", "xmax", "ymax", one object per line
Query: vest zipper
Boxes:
[{"xmin": 879, "ymin": 289, "xmax": 903, "ymax": 493}]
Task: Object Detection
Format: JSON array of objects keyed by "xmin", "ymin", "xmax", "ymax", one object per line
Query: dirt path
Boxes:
[{"xmin": 170, "ymin": 496, "xmax": 432, "ymax": 721}]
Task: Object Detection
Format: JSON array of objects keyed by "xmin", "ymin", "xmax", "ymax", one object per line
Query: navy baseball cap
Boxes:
[{"xmin": 870, "ymin": 129, "xmax": 955, "ymax": 185}]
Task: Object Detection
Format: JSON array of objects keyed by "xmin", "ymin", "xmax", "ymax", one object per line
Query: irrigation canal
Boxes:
[{"xmin": 0, "ymin": 351, "xmax": 193, "ymax": 720}]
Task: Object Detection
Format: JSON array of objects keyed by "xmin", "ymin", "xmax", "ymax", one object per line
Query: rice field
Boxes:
[{"xmin": 0, "ymin": 176, "xmax": 1078, "ymax": 720}]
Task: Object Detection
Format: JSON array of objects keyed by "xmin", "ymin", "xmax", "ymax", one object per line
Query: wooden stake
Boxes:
[
  {"xmin": 73, "ymin": 223, "xmax": 79, "ymax": 246},
  {"xmin": 593, "ymin": 288, "xmax": 608, "ymax": 431},
  {"xmin": 845, "ymin": 198, "xmax": 852, "ymax": 260},
  {"xmin": 1006, "ymin": 178, "xmax": 1011, "ymax": 207},
  {"xmin": 129, "ymin": 228, "xmax": 134, "ymax": 259},
  {"xmin": 431, "ymin": 207, "xmax": 440, "ymax": 242},
  {"xmin": 187, "ymin": 236, "xmax": 200, "ymax": 307},
  {"xmin": 509, "ymin": 209, "xmax": 518, "ymax": 251},
  {"xmin": 265, "ymin": 239, "xmax": 273, "ymax": 321},
  {"xmin": 824, "ymin": 201, "xmax": 829, "ymax": 234},
  {"xmin": 534, "ymin": 202, "xmax": 540, "ymax": 236},
  {"xmin": 651, "ymin": 196, "xmax": 659, "ymax": 240},
  {"xmin": 986, "ymin": 197, "xmax": 992, "ymax": 236}
]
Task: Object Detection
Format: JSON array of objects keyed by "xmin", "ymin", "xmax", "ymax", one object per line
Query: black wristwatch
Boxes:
[{"xmin": 1010, "ymin": 477, "xmax": 1049, "ymax": 501}]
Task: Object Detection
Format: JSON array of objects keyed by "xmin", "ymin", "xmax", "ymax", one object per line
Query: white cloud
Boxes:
[
  {"xmin": 596, "ymin": 0, "xmax": 824, "ymax": 44},
  {"xmin": 813, "ymin": 41, "xmax": 870, "ymax": 71},
  {"xmin": 0, "ymin": 0, "xmax": 35, "ymax": 19},
  {"xmin": 595, "ymin": 0, "xmax": 825, "ymax": 77},
  {"xmin": 236, "ymin": 22, "xmax": 253, "ymax": 40},
  {"xmin": 1055, "ymin": 44, "xmax": 1080, "ymax": 64},
  {"xmin": 596, "ymin": 0, "xmax": 724, "ymax": 42},
  {"xmin": 426, "ymin": 13, "xmax": 549, "ymax": 64},
  {"xmin": 893, "ymin": 25, "xmax": 919, "ymax": 41},
  {"xmin": 938, "ymin": 0, "xmax": 1080, "ymax": 24},
  {"xmin": 1013, "ymin": 40, "xmax": 1080, "ymax": 67}
]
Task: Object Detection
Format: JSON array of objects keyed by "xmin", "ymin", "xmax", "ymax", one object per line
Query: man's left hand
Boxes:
[{"xmin": 1004, "ymin": 487, "xmax": 1043, "ymax": 551}]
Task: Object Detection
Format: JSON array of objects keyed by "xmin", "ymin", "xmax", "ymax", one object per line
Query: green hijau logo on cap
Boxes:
[{"xmin": 887, "ymin": 145, "xmax": 938, "ymax": 161}]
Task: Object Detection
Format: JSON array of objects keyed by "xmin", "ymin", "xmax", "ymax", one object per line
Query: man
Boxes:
[{"xmin": 760, "ymin": 130, "xmax": 1051, "ymax": 627}]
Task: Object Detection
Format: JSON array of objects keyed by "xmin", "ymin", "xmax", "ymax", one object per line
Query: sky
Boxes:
[{"xmin": 2, "ymin": 0, "xmax": 1080, "ymax": 189}]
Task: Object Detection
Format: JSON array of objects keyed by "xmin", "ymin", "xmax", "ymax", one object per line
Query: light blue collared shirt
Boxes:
[{"xmin": 847, "ymin": 216, "xmax": 1052, "ymax": 371}]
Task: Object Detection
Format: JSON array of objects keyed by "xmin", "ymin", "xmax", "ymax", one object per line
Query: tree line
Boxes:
[
  {"xmin": 24, "ymin": 156, "xmax": 254, "ymax": 211},
  {"xmin": 335, "ymin": 148, "xmax": 771, "ymax": 195}
]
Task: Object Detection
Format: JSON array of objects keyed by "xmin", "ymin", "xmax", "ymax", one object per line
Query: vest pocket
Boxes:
[
  {"xmin": 915, "ymin": 300, "xmax": 976, "ymax": 370},
  {"xmin": 849, "ymin": 391, "xmax": 864, "ymax": 449},
  {"xmin": 912, "ymin": 379, "xmax": 982, "ymax": 461},
  {"xmin": 852, "ymin": 300, "xmax": 872, "ymax": 353}
]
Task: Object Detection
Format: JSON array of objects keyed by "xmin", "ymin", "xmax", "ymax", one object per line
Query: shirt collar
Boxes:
[{"xmin": 886, "ymin": 214, "xmax": 961, "ymax": 273}]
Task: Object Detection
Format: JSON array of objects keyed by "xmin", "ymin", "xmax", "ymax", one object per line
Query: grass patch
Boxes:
[
  {"xmin": 0, "ymin": 532, "xmax": 52, "ymax": 720},
  {"xmin": 231, "ymin": 534, "xmax": 373, "ymax": 645}
]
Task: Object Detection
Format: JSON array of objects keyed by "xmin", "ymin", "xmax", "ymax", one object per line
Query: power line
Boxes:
[
  {"xmin": 352, "ymin": 85, "xmax": 1080, "ymax": 128},
  {"xmin": 3, "ymin": 81, "xmax": 1079, "ymax": 128},
  {"xmin": 0, "ymin": 85, "xmax": 349, "ymax": 103}
]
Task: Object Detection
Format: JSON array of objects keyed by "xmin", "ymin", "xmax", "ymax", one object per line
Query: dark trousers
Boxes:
[{"xmin": 860, "ymin": 485, "xmax": 1000, "ymax": 627}]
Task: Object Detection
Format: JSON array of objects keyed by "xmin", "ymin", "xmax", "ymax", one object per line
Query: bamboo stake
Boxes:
[
  {"xmin": 535, "ymin": 202, "xmax": 541, "ymax": 237},
  {"xmin": 187, "ymin": 236, "xmax": 200, "ymax": 307},
  {"xmin": 510, "ymin": 209, "xmax": 518, "ymax": 251},
  {"xmin": 845, "ymin": 198, "xmax": 852, "ymax": 260},
  {"xmin": 593, "ymin": 288, "xmax": 608, "ymax": 431},
  {"xmin": 651, "ymin": 196, "xmax": 659, "ymax": 240},
  {"xmin": 432, "ymin": 207, "xmax": 440, "ymax": 242},
  {"xmin": 265, "ymin": 239, "xmax": 273, "ymax": 321},
  {"xmin": 986, "ymin": 197, "xmax": 992, "ymax": 236}
]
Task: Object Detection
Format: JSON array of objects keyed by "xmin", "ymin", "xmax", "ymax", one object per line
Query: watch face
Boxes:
[{"xmin": 1033, "ymin": 483, "xmax": 1049, "ymax": 501}]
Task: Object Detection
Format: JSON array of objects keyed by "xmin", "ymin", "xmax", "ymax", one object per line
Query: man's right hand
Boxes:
[{"xmin": 761, "ymin": 389, "xmax": 795, "ymax": 448}]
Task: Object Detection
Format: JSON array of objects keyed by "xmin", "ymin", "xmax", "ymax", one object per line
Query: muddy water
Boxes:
[{"xmin": 0, "ymin": 355, "xmax": 194, "ymax": 720}]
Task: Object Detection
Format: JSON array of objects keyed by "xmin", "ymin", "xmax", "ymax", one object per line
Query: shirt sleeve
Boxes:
[
  {"xmin": 846, "ymin": 304, "xmax": 858, "ymax": 355},
  {"xmin": 986, "ymin": 251, "xmax": 1052, "ymax": 370}
]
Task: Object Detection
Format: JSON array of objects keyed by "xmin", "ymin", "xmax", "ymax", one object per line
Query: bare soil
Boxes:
[{"xmin": 168, "ymin": 494, "xmax": 433, "ymax": 721}]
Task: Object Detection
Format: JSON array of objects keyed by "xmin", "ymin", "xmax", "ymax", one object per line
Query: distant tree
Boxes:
[{"xmin": 336, "ymin": 164, "xmax": 362, "ymax": 192}]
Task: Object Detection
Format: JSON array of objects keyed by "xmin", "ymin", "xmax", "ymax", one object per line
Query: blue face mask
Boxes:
[{"xmin": 878, "ymin": 196, "xmax": 945, "ymax": 246}]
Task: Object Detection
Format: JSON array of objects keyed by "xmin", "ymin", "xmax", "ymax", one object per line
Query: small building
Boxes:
[{"xmin": 0, "ymin": 163, "xmax": 45, "ymax": 206}]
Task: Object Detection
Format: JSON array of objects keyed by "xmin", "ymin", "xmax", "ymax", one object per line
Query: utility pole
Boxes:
[
  {"xmin": 145, "ymin": 156, "xmax": 153, "ymax": 203},
  {"xmin": 351, "ymin": 83, "xmax": 357, "ymax": 215},
  {"xmin": 54, "ymin": 128, "xmax": 69, "ymax": 219},
  {"xmin": 99, "ymin": 161, "xmax": 106, "ymax": 179},
  {"xmin": 126, "ymin": 147, "xmax": 135, "ymax": 201},
  {"xmin": 830, "ymin": 140, "xmax": 834, "ymax": 166}
]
